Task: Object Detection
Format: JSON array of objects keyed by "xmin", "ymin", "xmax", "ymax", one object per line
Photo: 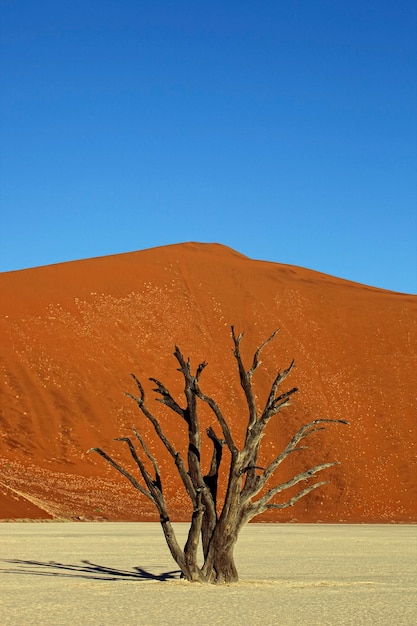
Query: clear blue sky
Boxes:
[{"xmin": 1, "ymin": 1, "xmax": 416, "ymax": 293}]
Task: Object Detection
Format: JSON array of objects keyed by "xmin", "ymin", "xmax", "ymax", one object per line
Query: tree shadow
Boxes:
[{"xmin": 1, "ymin": 558, "xmax": 181, "ymax": 582}]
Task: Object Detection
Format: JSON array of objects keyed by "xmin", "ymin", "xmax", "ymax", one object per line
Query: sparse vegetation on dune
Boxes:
[{"xmin": 0, "ymin": 243, "xmax": 416, "ymax": 523}]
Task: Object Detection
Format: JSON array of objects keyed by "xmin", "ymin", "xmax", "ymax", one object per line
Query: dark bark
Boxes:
[
  {"xmin": 212, "ymin": 544, "xmax": 238, "ymax": 584},
  {"xmin": 89, "ymin": 327, "xmax": 348, "ymax": 583}
]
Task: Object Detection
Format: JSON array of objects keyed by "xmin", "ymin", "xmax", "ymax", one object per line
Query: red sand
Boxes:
[{"xmin": 1, "ymin": 242, "xmax": 416, "ymax": 522}]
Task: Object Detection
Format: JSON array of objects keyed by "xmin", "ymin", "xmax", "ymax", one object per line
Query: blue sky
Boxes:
[{"xmin": 1, "ymin": 1, "xmax": 416, "ymax": 293}]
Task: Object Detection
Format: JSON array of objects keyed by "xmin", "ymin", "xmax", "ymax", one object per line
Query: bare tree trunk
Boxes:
[{"xmin": 211, "ymin": 542, "xmax": 238, "ymax": 583}]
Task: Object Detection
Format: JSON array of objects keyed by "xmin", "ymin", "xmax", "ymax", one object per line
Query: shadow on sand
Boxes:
[{"xmin": 1, "ymin": 558, "xmax": 181, "ymax": 581}]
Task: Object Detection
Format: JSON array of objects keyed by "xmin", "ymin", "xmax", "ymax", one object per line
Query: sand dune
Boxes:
[{"xmin": 1, "ymin": 242, "xmax": 416, "ymax": 521}]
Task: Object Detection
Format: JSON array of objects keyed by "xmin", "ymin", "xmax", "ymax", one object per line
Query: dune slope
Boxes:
[{"xmin": 1, "ymin": 242, "xmax": 416, "ymax": 521}]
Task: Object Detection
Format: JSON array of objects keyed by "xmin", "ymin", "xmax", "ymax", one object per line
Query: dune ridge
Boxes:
[{"xmin": 1, "ymin": 242, "xmax": 416, "ymax": 521}]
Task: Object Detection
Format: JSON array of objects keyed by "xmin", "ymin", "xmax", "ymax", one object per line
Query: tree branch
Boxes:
[
  {"xmin": 262, "ymin": 359, "xmax": 295, "ymax": 415},
  {"xmin": 87, "ymin": 447, "xmax": 154, "ymax": 502},
  {"xmin": 115, "ymin": 436, "xmax": 161, "ymax": 493},
  {"xmin": 193, "ymin": 381, "xmax": 238, "ymax": 456},
  {"xmin": 253, "ymin": 461, "xmax": 339, "ymax": 512},
  {"xmin": 172, "ymin": 347, "xmax": 209, "ymax": 496},
  {"xmin": 184, "ymin": 488, "xmax": 205, "ymax": 579},
  {"xmin": 150, "ymin": 378, "xmax": 185, "ymax": 419},
  {"xmin": 125, "ymin": 378, "xmax": 197, "ymax": 504},
  {"xmin": 125, "ymin": 386, "xmax": 179, "ymax": 460},
  {"xmin": 203, "ymin": 426, "xmax": 225, "ymax": 510},
  {"xmin": 266, "ymin": 481, "xmax": 329, "ymax": 510},
  {"xmin": 205, "ymin": 426, "xmax": 225, "ymax": 477},
  {"xmin": 248, "ymin": 328, "xmax": 280, "ymax": 377},
  {"xmin": 242, "ymin": 419, "xmax": 348, "ymax": 503},
  {"xmin": 251, "ymin": 385, "xmax": 299, "ymax": 440},
  {"xmin": 172, "ymin": 347, "xmax": 219, "ymax": 560},
  {"xmin": 132, "ymin": 427, "xmax": 162, "ymax": 490},
  {"xmin": 231, "ymin": 326, "xmax": 258, "ymax": 430}
]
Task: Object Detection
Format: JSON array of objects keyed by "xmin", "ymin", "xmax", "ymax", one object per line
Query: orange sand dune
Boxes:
[{"xmin": 1, "ymin": 242, "xmax": 416, "ymax": 522}]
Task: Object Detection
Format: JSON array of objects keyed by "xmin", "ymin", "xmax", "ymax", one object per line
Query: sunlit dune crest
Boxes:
[{"xmin": 0, "ymin": 242, "xmax": 416, "ymax": 522}]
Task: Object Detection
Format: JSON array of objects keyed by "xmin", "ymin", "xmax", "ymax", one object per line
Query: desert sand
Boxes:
[
  {"xmin": 1, "ymin": 243, "xmax": 416, "ymax": 522},
  {"xmin": 1, "ymin": 523, "xmax": 416, "ymax": 625}
]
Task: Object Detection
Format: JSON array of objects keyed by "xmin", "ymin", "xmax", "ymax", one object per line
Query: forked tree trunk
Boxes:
[{"xmin": 201, "ymin": 460, "xmax": 243, "ymax": 583}]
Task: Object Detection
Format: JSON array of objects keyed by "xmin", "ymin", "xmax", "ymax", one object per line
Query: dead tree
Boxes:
[{"xmin": 89, "ymin": 327, "xmax": 348, "ymax": 583}]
